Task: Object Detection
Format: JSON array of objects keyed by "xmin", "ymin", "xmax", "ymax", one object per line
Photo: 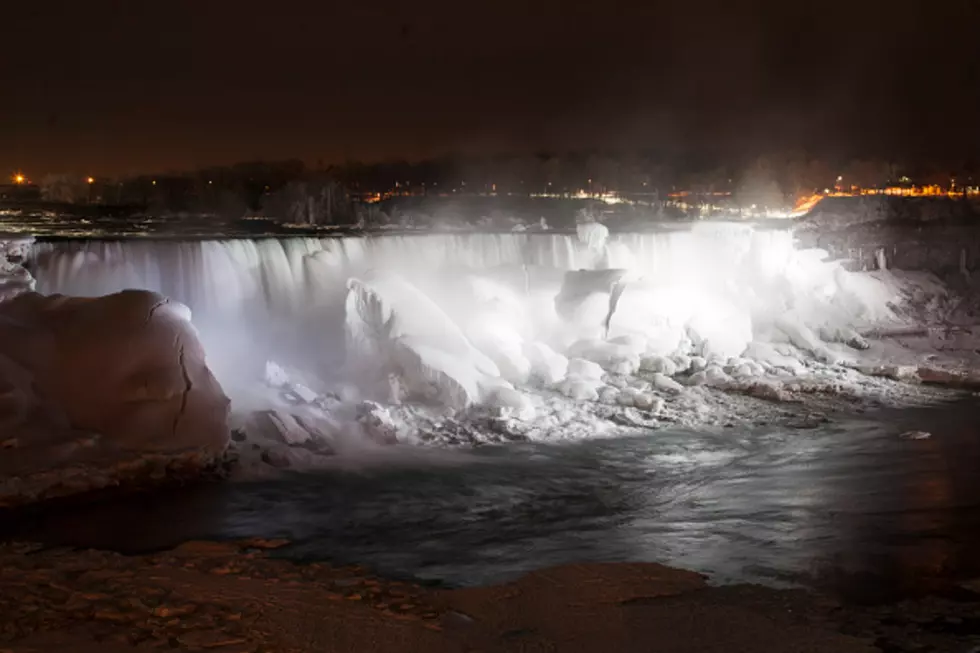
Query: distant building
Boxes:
[{"xmin": 0, "ymin": 183, "xmax": 41, "ymax": 201}]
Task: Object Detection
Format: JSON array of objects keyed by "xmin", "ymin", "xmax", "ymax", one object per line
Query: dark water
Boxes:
[{"xmin": 6, "ymin": 400, "xmax": 980, "ymax": 603}]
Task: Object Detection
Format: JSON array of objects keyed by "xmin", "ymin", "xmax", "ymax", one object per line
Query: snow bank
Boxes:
[{"xmin": 0, "ymin": 290, "xmax": 230, "ymax": 507}]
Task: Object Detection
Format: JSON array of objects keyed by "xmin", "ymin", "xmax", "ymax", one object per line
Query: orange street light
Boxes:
[
  {"xmin": 87, "ymin": 177, "xmax": 95, "ymax": 184},
  {"xmin": 13, "ymin": 173, "xmax": 26, "ymax": 184}
]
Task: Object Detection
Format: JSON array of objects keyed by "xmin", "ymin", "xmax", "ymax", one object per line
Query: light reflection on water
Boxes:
[{"xmin": 6, "ymin": 399, "xmax": 980, "ymax": 603}]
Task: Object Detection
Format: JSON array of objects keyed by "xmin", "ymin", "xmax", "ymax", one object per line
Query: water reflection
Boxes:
[{"xmin": 4, "ymin": 400, "xmax": 980, "ymax": 603}]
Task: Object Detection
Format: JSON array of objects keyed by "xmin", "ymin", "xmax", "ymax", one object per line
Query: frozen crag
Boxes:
[
  {"xmin": 345, "ymin": 272, "xmax": 505, "ymax": 409},
  {"xmin": 0, "ymin": 290, "xmax": 230, "ymax": 507}
]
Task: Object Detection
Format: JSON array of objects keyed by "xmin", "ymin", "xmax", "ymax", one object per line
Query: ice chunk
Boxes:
[
  {"xmin": 392, "ymin": 337, "xmax": 482, "ymax": 409},
  {"xmin": 263, "ymin": 361, "xmax": 289, "ymax": 388},
  {"xmin": 606, "ymin": 356, "xmax": 639, "ymax": 375},
  {"xmin": 556, "ymin": 377, "xmax": 601, "ymax": 401},
  {"xmin": 597, "ymin": 386, "xmax": 619, "ymax": 405},
  {"xmin": 640, "ymin": 355, "xmax": 678, "ymax": 376},
  {"xmin": 356, "ymin": 401, "xmax": 399, "ymax": 445},
  {"xmin": 652, "ymin": 373, "xmax": 684, "ymax": 394},
  {"xmin": 486, "ymin": 386, "xmax": 537, "ymax": 421},
  {"xmin": 671, "ymin": 354, "xmax": 692, "ymax": 374},
  {"xmin": 743, "ymin": 341, "xmax": 806, "ymax": 376},
  {"xmin": 633, "ymin": 393, "xmax": 663, "ymax": 412},
  {"xmin": 567, "ymin": 358, "xmax": 604, "ymax": 381},
  {"xmin": 523, "ymin": 342, "xmax": 569, "ymax": 385}
]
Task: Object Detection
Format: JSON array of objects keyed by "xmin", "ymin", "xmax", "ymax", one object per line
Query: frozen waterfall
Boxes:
[{"xmin": 28, "ymin": 225, "xmax": 909, "ymax": 417}]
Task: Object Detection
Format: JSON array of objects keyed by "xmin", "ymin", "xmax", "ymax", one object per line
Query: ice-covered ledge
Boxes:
[
  {"xmin": 0, "ymin": 236, "xmax": 36, "ymax": 301},
  {"xmin": 0, "ymin": 288, "xmax": 231, "ymax": 508}
]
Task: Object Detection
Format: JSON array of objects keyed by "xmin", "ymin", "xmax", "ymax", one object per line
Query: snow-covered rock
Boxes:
[
  {"xmin": 555, "ymin": 377, "xmax": 601, "ymax": 401},
  {"xmin": 633, "ymin": 393, "xmax": 663, "ymax": 411},
  {"xmin": 356, "ymin": 401, "xmax": 400, "ymax": 444},
  {"xmin": 606, "ymin": 356, "xmax": 640, "ymax": 375},
  {"xmin": 486, "ymin": 386, "xmax": 537, "ymax": 421},
  {"xmin": 671, "ymin": 354, "xmax": 692, "ymax": 374},
  {"xmin": 597, "ymin": 386, "xmax": 619, "ymax": 405},
  {"xmin": 0, "ymin": 290, "xmax": 230, "ymax": 507},
  {"xmin": 523, "ymin": 342, "xmax": 568, "ymax": 385},
  {"xmin": 566, "ymin": 358, "xmax": 605, "ymax": 381},
  {"xmin": 651, "ymin": 373, "xmax": 684, "ymax": 394},
  {"xmin": 689, "ymin": 356, "xmax": 708, "ymax": 373},
  {"xmin": 616, "ymin": 387, "xmax": 641, "ymax": 406},
  {"xmin": 640, "ymin": 355, "xmax": 678, "ymax": 376},
  {"xmin": 0, "ymin": 236, "xmax": 36, "ymax": 302}
]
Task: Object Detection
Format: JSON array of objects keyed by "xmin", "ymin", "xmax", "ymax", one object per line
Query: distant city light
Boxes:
[
  {"xmin": 87, "ymin": 177, "xmax": 95, "ymax": 184},
  {"xmin": 152, "ymin": 180, "xmax": 157, "ymax": 185},
  {"xmin": 12, "ymin": 173, "xmax": 25, "ymax": 184}
]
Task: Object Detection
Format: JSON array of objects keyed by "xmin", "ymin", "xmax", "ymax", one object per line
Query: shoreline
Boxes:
[{"xmin": 2, "ymin": 539, "xmax": 978, "ymax": 652}]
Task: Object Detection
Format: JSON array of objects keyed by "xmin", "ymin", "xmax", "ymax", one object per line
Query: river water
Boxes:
[{"xmin": 6, "ymin": 399, "xmax": 980, "ymax": 604}]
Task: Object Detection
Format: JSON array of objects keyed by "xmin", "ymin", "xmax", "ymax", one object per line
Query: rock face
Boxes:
[{"xmin": 0, "ymin": 290, "xmax": 230, "ymax": 506}]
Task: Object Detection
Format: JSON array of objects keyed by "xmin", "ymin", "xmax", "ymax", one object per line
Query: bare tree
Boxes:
[{"xmin": 263, "ymin": 178, "xmax": 356, "ymax": 225}]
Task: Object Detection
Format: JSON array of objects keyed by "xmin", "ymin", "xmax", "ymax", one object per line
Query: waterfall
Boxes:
[
  {"xmin": 29, "ymin": 225, "xmax": 845, "ymax": 398},
  {"xmin": 31, "ymin": 226, "xmax": 799, "ymax": 317}
]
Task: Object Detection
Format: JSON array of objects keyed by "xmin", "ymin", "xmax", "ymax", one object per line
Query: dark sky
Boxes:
[{"xmin": 2, "ymin": 0, "xmax": 978, "ymax": 177}]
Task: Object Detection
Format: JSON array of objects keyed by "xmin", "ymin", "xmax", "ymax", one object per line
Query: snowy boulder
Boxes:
[
  {"xmin": 689, "ymin": 356, "xmax": 708, "ymax": 373},
  {"xmin": 356, "ymin": 401, "xmax": 400, "ymax": 445},
  {"xmin": 742, "ymin": 342, "xmax": 806, "ymax": 376},
  {"xmin": 597, "ymin": 385, "xmax": 620, "ymax": 405},
  {"xmin": 651, "ymin": 373, "xmax": 684, "ymax": 394},
  {"xmin": 704, "ymin": 365, "xmax": 732, "ymax": 387},
  {"xmin": 249, "ymin": 410, "xmax": 315, "ymax": 446},
  {"xmin": 485, "ymin": 386, "xmax": 537, "ymax": 421},
  {"xmin": 633, "ymin": 393, "xmax": 663, "ymax": 412},
  {"xmin": 774, "ymin": 316, "xmax": 838, "ymax": 365},
  {"xmin": 616, "ymin": 387, "xmax": 641, "ymax": 406},
  {"xmin": 0, "ymin": 290, "xmax": 230, "ymax": 507},
  {"xmin": 671, "ymin": 354, "xmax": 692, "ymax": 375},
  {"xmin": 555, "ymin": 377, "xmax": 601, "ymax": 401},
  {"xmin": 263, "ymin": 361, "xmax": 290, "ymax": 388},
  {"xmin": 566, "ymin": 358, "xmax": 605, "ymax": 381},
  {"xmin": 640, "ymin": 355, "xmax": 678, "ymax": 376},
  {"xmin": 606, "ymin": 356, "xmax": 640, "ymax": 375},
  {"xmin": 523, "ymin": 342, "xmax": 568, "ymax": 385},
  {"xmin": 686, "ymin": 371, "xmax": 708, "ymax": 386}
]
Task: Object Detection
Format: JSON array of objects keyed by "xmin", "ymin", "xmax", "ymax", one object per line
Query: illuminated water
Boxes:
[{"xmin": 9, "ymin": 399, "xmax": 980, "ymax": 603}]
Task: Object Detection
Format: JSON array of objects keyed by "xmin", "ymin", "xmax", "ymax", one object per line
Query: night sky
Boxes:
[{"xmin": 3, "ymin": 0, "xmax": 978, "ymax": 177}]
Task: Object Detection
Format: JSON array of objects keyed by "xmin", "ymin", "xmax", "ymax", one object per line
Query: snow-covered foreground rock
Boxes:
[{"xmin": 0, "ymin": 290, "xmax": 230, "ymax": 507}]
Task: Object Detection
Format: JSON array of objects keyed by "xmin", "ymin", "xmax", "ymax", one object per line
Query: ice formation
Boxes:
[{"xmin": 23, "ymin": 224, "xmax": 961, "ymax": 452}]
